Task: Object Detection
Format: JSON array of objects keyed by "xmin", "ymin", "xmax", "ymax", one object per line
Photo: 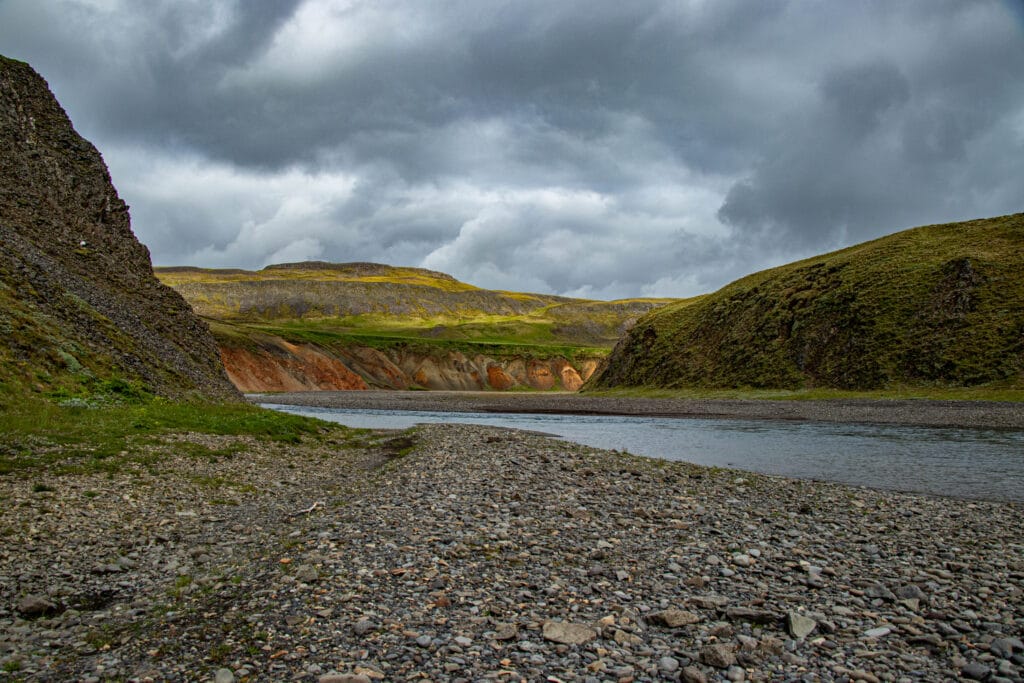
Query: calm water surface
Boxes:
[{"xmin": 262, "ymin": 404, "xmax": 1024, "ymax": 502}]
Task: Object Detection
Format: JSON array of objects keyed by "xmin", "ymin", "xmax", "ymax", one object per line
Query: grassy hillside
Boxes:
[
  {"xmin": 156, "ymin": 262, "xmax": 481, "ymax": 292},
  {"xmin": 156, "ymin": 261, "xmax": 676, "ymax": 353},
  {"xmin": 588, "ymin": 214, "xmax": 1024, "ymax": 392}
]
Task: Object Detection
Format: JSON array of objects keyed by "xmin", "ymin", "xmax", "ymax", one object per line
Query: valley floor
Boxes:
[
  {"xmin": 256, "ymin": 390, "xmax": 1024, "ymax": 430},
  {"xmin": 2, "ymin": 420, "xmax": 1022, "ymax": 681}
]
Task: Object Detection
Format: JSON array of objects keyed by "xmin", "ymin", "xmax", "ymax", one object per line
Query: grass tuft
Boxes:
[{"xmin": 0, "ymin": 399, "xmax": 333, "ymax": 476}]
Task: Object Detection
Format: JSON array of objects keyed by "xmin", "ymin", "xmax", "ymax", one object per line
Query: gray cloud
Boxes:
[
  {"xmin": 1, "ymin": 0, "xmax": 1022, "ymax": 299},
  {"xmin": 718, "ymin": 3, "xmax": 1024, "ymax": 251}
]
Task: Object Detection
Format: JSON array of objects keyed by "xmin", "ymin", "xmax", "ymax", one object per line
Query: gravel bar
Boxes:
[
  {"xmin": 255, "ymin": 391, "xmax": 1024, "ymax": 430},
  {"xmin": 2, "ymin": 421, "xmax": 1021, "ymax": 682}
]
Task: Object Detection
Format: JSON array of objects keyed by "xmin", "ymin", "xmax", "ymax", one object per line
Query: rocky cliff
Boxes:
[
  {"xmin": 0, "ymin": 55, "xmax": 238, "ymax": 401},
  {"xmin": 589, "ymin": 214, "xmax": 1024, "ymax": 391},
  {"xmin": 216, "ymin": 329, "xmax": 601, "ymax": 392}
]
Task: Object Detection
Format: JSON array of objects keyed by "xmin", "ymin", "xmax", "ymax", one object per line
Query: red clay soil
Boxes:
[
  {"xmin": 218, "ymin": 337, "xmax": 603, "ymax": 393},
  {"xmin": 220, "ymin": 346, "xmax": 368, "ymax": 392}
]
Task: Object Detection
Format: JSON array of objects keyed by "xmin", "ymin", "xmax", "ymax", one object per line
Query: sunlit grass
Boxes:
[
  {"xmin": 158, "ymin": 262, "xmax": 678, "ymax": 352},
  {"xmin": 0, "ymin": 398, "xmax": 336, "ymax": 476},
  {"xmin": 211, "ymin": 316, "xmax": 611, "ymax": 359},
  {"xmin": 155, "ymin": 264, "xmax": 482, "ymax": 292}
]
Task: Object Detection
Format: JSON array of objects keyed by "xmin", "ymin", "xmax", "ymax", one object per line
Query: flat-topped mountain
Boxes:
[
  {"xmin": 0, "ymin": 55, "xmax": 238, "ymax": 402},
  {"xmin": 155, "ymin": 261, "xmax": 669, "ymax": 344},
  {"xmin": 156, "ymin": 262, "xmax": 676, "ymax": 392},
  {"xmin": 588, "ymin": 214, "xmax": 1024, "ymax": 391}
]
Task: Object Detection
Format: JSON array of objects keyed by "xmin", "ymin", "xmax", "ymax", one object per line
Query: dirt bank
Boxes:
[
  {"xmin": 219, "ymin": 337, "xmax": 601, "ymax": 392},
  {"xmin": 253, "ymin": 390, "xmax": 1024, "ymax": 430}
]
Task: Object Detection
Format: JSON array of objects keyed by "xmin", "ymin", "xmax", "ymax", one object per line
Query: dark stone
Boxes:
[
  {"xmin": 725, "ymin": 607, "xmax": 779, "ymax": 625},
  {"xmin": 0, "ymin": 54, "xmax": 239, "ymax": 401},
  {"xmin": 961, "ymin": 662, "xmax": 991, "ymax": 681},
  {"xmin": 16, "ymin": 594, "xmax": 57, "ymax": 617}
]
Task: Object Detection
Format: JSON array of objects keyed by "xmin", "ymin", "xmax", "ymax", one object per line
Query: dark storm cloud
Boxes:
[
  {"xmin": 0, "ymin": 0, "xmax": 1021, "ymax": 297},
  {"xmin": 718, "ymin": 3, "xmax": 1024, "ymax": 250}
]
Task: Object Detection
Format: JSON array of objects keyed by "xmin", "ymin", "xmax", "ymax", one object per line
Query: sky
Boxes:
[{"xmin": 1, "ymin": 1, "xmax": 1022, "ymax": 299}]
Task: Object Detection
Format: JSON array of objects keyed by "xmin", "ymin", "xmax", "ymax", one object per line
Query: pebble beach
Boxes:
[{"xmin": 1, "ymin": 398, "xmax": 1022, "ymax": 682}]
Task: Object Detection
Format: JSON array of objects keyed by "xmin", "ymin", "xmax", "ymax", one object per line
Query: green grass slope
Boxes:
[
  {"xmin": 156, "ymin": 261, "xmax": 676, "ymax": 354},
  {"xmin": 588, "ymin": 214, "xmax": 1024, "ymax": 391}
]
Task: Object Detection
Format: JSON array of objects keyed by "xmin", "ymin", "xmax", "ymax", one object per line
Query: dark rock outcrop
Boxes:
[{"xmin": 0, "ymin": 55, "xmax": 238, "ymax": 400}]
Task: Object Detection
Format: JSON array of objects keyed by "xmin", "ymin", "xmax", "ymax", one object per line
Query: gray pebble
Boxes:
[{"xmin": 961, "ymin": 661, "xmax": 991, "ymax": 680}]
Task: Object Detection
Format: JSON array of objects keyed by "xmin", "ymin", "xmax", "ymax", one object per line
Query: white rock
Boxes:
[{"xmin": 864, "ymin": 626, "xmax": 892, "ymax": 638}]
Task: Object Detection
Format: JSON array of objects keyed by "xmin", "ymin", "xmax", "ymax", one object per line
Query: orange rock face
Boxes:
[
  {"xmin": 487, "ymin": 364, "xmax": 515, "ymax": 390},
  {"xmin": 215, "ymin": 332, "xmax": 603, "ymax": 393},
  {"xmin": 554, "ymin": 359, "xmax": 584, "ymax": 392},
  {"xmin": 527, "ymin": 360, "xmax": 556, "ymax": 390},
  {"xmin": 220, "ymin": 344, "xmax": 368, "ymax": 392},
  {"xmin": 576, "ymin": 360, "xmax": 601, "ymax": 382}
]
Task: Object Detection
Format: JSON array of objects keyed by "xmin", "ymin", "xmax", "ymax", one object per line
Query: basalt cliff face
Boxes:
[
  {"xmin": 589, "ymin": 214, "xmax": 1024, "ymax": 391},
  {"xmin": 0, "ymin": 56, "xmax": 238, "ymax": 401}
]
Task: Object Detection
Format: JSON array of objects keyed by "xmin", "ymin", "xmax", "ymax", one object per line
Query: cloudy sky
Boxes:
[{"xmin": 2, "ymin": 1, "xmax": 1022, "ymax": 299}]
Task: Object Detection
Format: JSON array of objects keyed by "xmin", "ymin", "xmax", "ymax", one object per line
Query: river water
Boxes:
[{"xmin": 261, "ymin": 403, "xmax": 1024, "ymax": 503}]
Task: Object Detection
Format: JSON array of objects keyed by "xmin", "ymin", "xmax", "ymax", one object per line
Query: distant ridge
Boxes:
[
  {"xmin": 157, "ymin": 261, "xmax": 464, "ymax": 282},
  {"xmin": 588, "ymin": 214, "xmax": 1024, "ymax": 391},
  {"xmin": 155, "ymin": 261, "xmax": 677, "ymax": 392},
  {"xmin": 261, "ymin": 261, "xmax": 461, "ymax": 282},
  {"xmin": 154, "ymin": 261, "xmax": 670, "ymax": 332}
]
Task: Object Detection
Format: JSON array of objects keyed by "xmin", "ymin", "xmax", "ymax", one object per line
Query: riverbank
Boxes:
[
  {"xmin": 2, "ymin": 420, "xmax": 1021, "ymax": 681},
  {"xmin": 255, "ymin": 390, "xmax": 1024, "ymax": 430}
]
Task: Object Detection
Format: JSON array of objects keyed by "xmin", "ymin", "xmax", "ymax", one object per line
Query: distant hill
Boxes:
[
  {"xmin": 588, "ymin": 214, "xmax": 1024, "ymax": 391},
  {"xmin": 156, "ymin": 262, "xmax": 677, "ymax": 392},
  {"xmin": 156, "ymin": 261, "xmax": 672, "ymax": 347},
  {"xmin": 0, "ymin": 55, "xmax": 238, "ymax": 402}
]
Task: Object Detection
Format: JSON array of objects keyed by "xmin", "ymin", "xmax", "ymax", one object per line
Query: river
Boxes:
[{"xmin": 261, "ymin": 403, "xmax": 1024, "ymax": 503}]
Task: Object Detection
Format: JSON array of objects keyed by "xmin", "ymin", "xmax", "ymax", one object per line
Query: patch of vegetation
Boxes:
[
  {"xmin": 0, "ymin": 399, "xmax": 336, "ymax": 476},
  {"xmin": 589, "ymin": 214, "xmax": 1024, "ymax": 393},
  {"xmin": 237, "ymin": 321, "xmax": 610, "ymax": 360},
  {"xmin": 380, "ymin": 434, "xmax": 417, "ymax": 458}
]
